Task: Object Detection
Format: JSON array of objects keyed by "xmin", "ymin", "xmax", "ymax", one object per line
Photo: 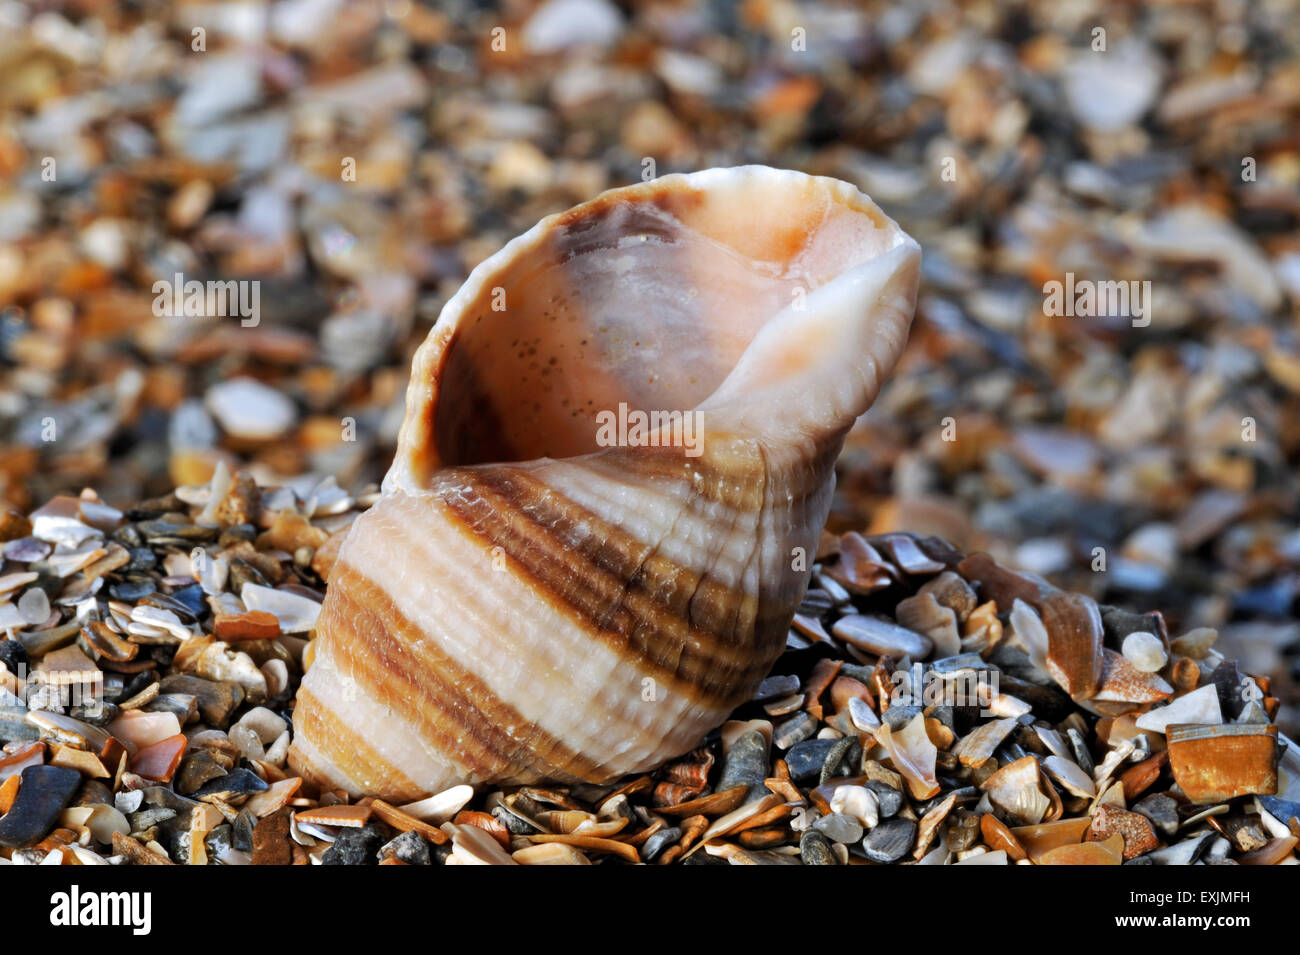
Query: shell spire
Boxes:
[{"xmin": 289, "ymin": 166, "xmax": 921, "ymax": 801}]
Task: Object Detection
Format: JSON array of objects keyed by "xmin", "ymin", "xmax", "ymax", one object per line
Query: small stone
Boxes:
[
  {"xmin": 799, "ymin": 829, "xmax": 836, "ymax": 865},
  {"xmin": 862, "ymin": 817, "xmax": 917, "ymax": 863},
  {"xmin": 979, "ymin": 812, "xmax": 1027, "ymax": 861},
  {"xmin": 205, "ymin": 378, "xmax": 297, "ymax": 441},
  {"xmin": 786, "ymin": 739, "xmax": 837, "ymax": 781},
  {"xmin": 159, "ymin": 675, "xmax": 242, "ymax": 727},
  {"xmin": 17, "ymin": 588, "xmax": 50, "ymax": 625},
  {"xmin": 864, "ymin": 780, "xmax": 904, "ymax": 819},
  {"xmin": 192, "ymin": 768, "xmax": 269, "ymax": 803},
  {"xmin": 1122, "ymin": 631, "xmax": 1166, "ymax": 673},
  {"xmin": 231, "ymin": 706, "xmax": 288, "ymax": 745},
  {"xmin": 1132, "ymin": 793, "xmax": 1180, "ymax": 837},
  {"xmin": 1064, "ymin": 41, "xmax": 1161, "ymax": 132},
  {"xmin": 717, "ymin": 730, "xmax": 770, "ymax": 801},
  {"xmin": 4, "ymin": 537, "xmax": 51, "ymax": 563},
  {"xmin": 753, "ymin": 674, "xmax": 800, "ymax": 702},
  {"xmin": 233, "ymin": 810, "xmax": 256, "ymax": 851},
  {"xmin": 883, "ymin": 705, "xmax": 923, "ymax": 731},
  {"xmin": 322, "ymin": 823, "xmax": 386, "ymax": 865},
  {"xmin": 0, "ymin": 765, "xmax": 82, "ymax": 848},
  {"xmin": 848, "ymin": 696, "xmax": 880, "ymax": 731},
  {"xmin": 814, "ymin": 812, "xmax": 864, "ymax": 844},
  {"xmin": 819, "ymin": 735, "xmax": 858, "ymax": 785},
  {"xmin": 1088, "ymin": 803, "xmax": 1159, "ymax": 860},
  {"xmin": 175, "ymin": 750, "xmax": 231, "ymax": 796},
  {"xmin": 0, "ymin": 639, "xmax": 29, "ymax": 674},
  {"xmin": 379, "ymin": 829, "xmax": 431, "ymax": 865},
  {"xmin": 251, "ymin": 807, "xmax": 292, "ymax": 865}
]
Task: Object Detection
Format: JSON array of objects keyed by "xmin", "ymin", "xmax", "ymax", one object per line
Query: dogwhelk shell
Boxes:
[{"xmin": 289, "ymin": 167, "xmax": 921, "ymax": 800}]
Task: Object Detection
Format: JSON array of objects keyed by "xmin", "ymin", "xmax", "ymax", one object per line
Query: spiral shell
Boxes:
[{"xmin": 289, "ymin": 166, "xmax": 921, "ymax": 801}]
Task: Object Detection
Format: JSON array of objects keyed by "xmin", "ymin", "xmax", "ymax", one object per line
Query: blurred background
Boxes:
[{"xmin": 0, "ymin": 0, "xmax": 1298, "ymax": 727}]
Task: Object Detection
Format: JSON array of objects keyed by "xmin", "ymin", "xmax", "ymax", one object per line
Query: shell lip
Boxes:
[{"xmin": 385, "ymin": 165, "xmax": 919, "ymax": 493}]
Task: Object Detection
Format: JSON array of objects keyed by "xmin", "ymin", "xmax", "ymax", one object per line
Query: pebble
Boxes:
[
  {"xmin": 753, "ymin": 674, "xmax": 800, "ymax": 702},
  {"xmin": 251, "ymin": 808, "xmax": 292, "ymax": 865},
  {"xmin": 1063, "ymin": 41, "xmax": 1161, "ymax": 132},
  {"xmin": 0, "ymin": 639, "xmax": 29, "ymax": 673},
  {"xmin": 160, "ymin": 674, "xmax": 242, "ymax": 727},
  {"xmin": 786, "ymin": 739, "xmax": 838, "ymax": 782},
  {"xmin": 0, "ymin": 765, "xmax": 82, "ymax": 848},
  {"xmin": 192, "ymin": 768, "xmax": 269, "ymax": 803},
  {"xmin": 717, "ymin": 729, "xmax": 770, "ymax": 800},
  {"xmin": 814, "ymin": 812, "xmax": 864, "ymax": 844},
  {"xmin": 175, "ymin": 751, "xmax": 230, "ymax": 797},
  {"xmin": 847, "ymin": 696, "xmax": 880, "ymax": 731},
  {"xmin": 523, "ymin": 0, "xmax": 624, "ymax": 54},
  {"xmin": 884, "ymin": 705, "xmax": 924, "ymax": 731},
  {"xmin": 205, "ymin": 378, "xmax": 298, "ymax": 441},
  {"xmin": 862, "ymin": 817, "xmax": 917, "ymax": 863},
  {"xmin": 865, "ymin": 781, "xmax": 904, "ymax": 819},
  {"xmin": 799, "ymin": 829, "xmax": 836, "ymax": 865},
  {"xmin": 322, "ymin": 823, "xmax": 387, "ymax": 865},
  {"xmin": 379, "ymin": 829, "xmax": 430, "ymax": 865}
]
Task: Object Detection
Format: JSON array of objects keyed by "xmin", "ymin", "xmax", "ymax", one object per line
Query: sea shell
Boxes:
[{"xmin": 289, "ymin": 167, "xmax": 921, "ymax": 800}]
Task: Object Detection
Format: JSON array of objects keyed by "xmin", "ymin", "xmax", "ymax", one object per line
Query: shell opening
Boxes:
[{"xmin": 424, "ymin": 169, "xmax": 902, "ymax": 470}]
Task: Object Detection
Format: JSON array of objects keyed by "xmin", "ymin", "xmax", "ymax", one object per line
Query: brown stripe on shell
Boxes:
[
  {"xmin": 441, "ymin": 462, "xmax": 778, "ymax": 703},
  {"xmin": 321, "ymin": 559, "xmax": 606, "ymax": 785},
  {"xmin": 289, "ymin": 685, "xmax": 426, "ymax": 802},
  {"xmin": 481, "ymin": 459, "xmax": 766, "ymax": 645}
]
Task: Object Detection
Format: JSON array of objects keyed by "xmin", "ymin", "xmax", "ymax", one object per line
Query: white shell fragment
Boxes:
[
  {"xmin": 1122, "ymin": 631, "xmax": 1167, "ymax": 673},
  {"xmin": 1134, "ymin": 684, "xmax": 1223, "ymax": 735},
  {"xmin": 241, "ymin": 583, "xmax": 322, "ymax": 633}
]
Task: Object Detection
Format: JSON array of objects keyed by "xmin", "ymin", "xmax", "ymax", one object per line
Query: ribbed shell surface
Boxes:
[{"xmin": 289, "ymin": 167, "xmax": 921, "ymax": 800}]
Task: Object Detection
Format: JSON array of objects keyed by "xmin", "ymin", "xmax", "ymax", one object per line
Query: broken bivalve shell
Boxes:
[{"xmin": 1167, "ymin": 723, "xmax": 1279, "ymax": 804}]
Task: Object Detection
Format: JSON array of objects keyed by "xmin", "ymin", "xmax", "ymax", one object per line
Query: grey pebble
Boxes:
[
  {"xmin": 814, "ymin": 812, "xmax": 864, "ymax": 844},
  {"xmin": 799, "ymin": 829, "xmax": 837, "ymax": 865},
  {"xmin": 718, "ymin": 729, "xmax": 771, "ymax": 800},
  {"xmin": 753, "ymin": 674, "xmax": 800, "ymax": 702},
  {"xmin": 862, "ymin": 817, "xmax": 917, "ymax": 863},
  {"xmin": 786, "ymin": 738, "xmax": 837, "ymax": 781},
  {"xmin": 380, "ymin": 829, "xmax": 430, "ymax": 864},
  {"xmin": 865, "ymin": 781, "xmax": 904, "ymax": 818},
  {"xmin": 322, "ymin": 823, "xmax": 386, "ymax": 865}
]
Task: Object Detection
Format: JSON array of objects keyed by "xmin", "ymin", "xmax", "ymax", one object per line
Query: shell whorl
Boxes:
[{"xmin": 289, "ymin": 166, "xmax": 921, "ymax": 801}]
